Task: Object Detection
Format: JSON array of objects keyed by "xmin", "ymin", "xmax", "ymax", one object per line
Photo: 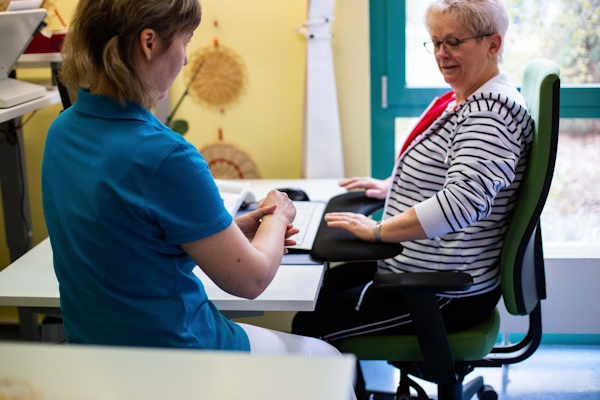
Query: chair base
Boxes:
[{"xmin": 357, "ymin": 366, "xmax": 498, "ymax": 400}]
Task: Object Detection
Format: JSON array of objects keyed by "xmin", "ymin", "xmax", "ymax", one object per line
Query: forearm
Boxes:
[
  {"xmin": 379, "ymin": 207, "xmax": 428, "ymax": 243},
  {"xmin": 181, "ymin": 219, "xmax": 287, "ymax": 299},
  {"xmin": 248, "ymin": 214, "xmax": 288, "ymax": 273}
]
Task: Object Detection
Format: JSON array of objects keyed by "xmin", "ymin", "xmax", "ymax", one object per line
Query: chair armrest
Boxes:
[
  {"xmin": 373, "ymin": 271, "xmax": 473, "ymax": 293},
  {"xmin": 310, "ymin": 192, "xmax": 404, "ymax": 262}
]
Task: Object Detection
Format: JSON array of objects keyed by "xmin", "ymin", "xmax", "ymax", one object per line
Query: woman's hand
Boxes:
[
  {"xmin": 339, "ymin": 177, "xmax": 390, "ymax": 199},
  {"xmin": 324, "ymin": 212, "xmax": 377, "ymax": 242},
  {"xmin": 257, "ymin": 189, "xmax": 297, "ymax": 224},
  {"xmin": 234, "ymin": 204, "xmax": 299, "ymax": 252},
  {"xmin": 283, "ymin": 224, "xmax": 300, "ymax": 252},
  {"xmin": 234, "ymin": 204, "xmax": 277, "ymax": 240}
]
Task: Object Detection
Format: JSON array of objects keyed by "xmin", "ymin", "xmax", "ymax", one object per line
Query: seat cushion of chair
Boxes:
[{"xmin": 334, "ymin": 308, "xmax": 500, "ymax": 362}]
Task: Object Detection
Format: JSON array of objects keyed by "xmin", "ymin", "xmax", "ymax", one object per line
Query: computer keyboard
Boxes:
[{"xmin": 288, "ymin": 201, "xmax": 326, "ymax": 250}]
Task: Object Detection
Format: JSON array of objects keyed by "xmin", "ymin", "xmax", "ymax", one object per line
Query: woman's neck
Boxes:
[{"xmin": 455, "ymin": 66, "xmax": 500, "ymax": 104}]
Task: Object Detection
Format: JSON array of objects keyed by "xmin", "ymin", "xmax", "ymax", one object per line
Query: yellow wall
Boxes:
[
  {"xmin": 0, "ymin": 0, "xmax": 371, "ymax": 328},
  {"xmin": 333, "ymin": 0, "xmax": 371, "ymax": 179},
  {"xmin": 173, "ymin": 0, "xmax": 307, "ymax": 179}
]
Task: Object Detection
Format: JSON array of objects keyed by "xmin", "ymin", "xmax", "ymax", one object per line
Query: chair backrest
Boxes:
[{"xmin": 500, "ymin": 59, "xmax": 560, "ymax": 316}]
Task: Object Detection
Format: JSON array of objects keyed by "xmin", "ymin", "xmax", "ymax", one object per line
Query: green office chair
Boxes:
[{"xmin": 310, "ymin": 58, "xmax": 560, "ymax": 400}]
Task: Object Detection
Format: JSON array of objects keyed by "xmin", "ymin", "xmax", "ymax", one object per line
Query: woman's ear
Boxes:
[
  {"xmin": 488, "ymin": 33, "xmax": 502, "ymax": 58},
  {"xmin": 139, "ymin": 28, "xmax": 158, "ymax": 61}
]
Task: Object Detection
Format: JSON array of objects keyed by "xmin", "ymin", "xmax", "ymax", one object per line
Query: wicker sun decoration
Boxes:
[
  {"xmin": 186, "ymin": 43, "xmax": 247, "ymax": 108},
  {"xmin": 200, "ymin": 138, "xmax": 261, "ymax": 179}
]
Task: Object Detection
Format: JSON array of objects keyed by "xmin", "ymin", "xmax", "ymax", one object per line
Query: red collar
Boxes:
[{"xmin": 399, "ymin": 90, "xmax": 455, "ymax": 157}]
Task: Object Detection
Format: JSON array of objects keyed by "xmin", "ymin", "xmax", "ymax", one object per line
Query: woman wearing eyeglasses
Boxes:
[{"xmin": 293, "ymin": 0, "xmax": 534, "ymax": 343}]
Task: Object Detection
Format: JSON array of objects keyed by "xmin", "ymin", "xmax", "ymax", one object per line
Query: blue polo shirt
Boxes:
[{"xmin": 42, "ymin": 89, "xmax": 250, "ymax": 351}]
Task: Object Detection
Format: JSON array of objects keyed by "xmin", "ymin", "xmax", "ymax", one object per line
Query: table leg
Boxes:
[{"xmin": 17, "ymin": 307, "xmax": 40, "ymax": 341}]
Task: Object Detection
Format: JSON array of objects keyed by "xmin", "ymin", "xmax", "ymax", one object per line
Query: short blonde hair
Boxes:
[
  {"xmin": 424, "ymin": 0, "xmax": 509, "ymax": 62},
  {"xmin": 60, "ymin": 0, "xmax": 202, "ymax": 108}
]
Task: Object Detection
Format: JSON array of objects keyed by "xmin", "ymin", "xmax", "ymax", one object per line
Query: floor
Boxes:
[{"xmin": 360, "ymin": 345, "xmax": 600, "ymax": 400}]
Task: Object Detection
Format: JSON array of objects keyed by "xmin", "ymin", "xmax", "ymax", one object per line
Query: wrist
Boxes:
[
  {"xmin": 373, "ymin": 219, "xmax": 385, "ymax": 242},
  {"xmin": 262, "ymin": 213, "xmax": 290, "ymax": 226}
]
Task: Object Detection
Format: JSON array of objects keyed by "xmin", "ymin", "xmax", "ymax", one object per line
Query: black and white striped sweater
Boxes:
[{"xmin": 379, "ymin": 72, "xmax": 534, "ymax": 297}]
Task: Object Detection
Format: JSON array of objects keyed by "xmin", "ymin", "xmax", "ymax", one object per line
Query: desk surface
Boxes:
[
  {"xmin": 0, "ymin": 89, "xmax": 61, "ymax": 123},
  {"xmin": 0, "ymin": 237, "xmax": 324, "ymax": 312},
  {"xmin": 0, "ymin": 179, "xmax": 346, "ymax": 312},
  {"xmin": 0, "ymin": 342, "xmax": 355, "ymax": 400}
]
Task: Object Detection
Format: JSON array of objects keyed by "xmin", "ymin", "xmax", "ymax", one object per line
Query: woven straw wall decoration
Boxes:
[
  {"xmin": 199, "ymin": 141, "xmax": 261, "ymax": 179},
  {"xmin": 186, "ymin": 44, "xmax": 247, "ymax": 109}
]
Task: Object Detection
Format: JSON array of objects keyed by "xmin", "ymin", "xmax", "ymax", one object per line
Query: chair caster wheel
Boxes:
[
  {"xmin": 477, "ymin": 385, "xmax": 497, "ymax": 400},
  {"xmin": 396, "ymin": 394, "xmax": 411, "ymax": 400}
]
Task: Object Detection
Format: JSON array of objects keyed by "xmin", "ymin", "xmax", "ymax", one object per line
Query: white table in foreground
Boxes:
[
  {"xmin": 0, "ymin": 237, "xmax": 324, "ymax": 313},
  {"xmin": 0, "ymin": 342, "xmax": 356, "ymax": 400}
]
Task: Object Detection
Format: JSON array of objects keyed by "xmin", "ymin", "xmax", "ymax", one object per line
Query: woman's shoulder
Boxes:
[
  {"xmin": 458, "ymin": 73, "xmax": 531, "ymax": 123},
  {"xmin": 464, "ymin": 72, "xmax": 527, "ymax": 110},
  {"xmin": 137, "ymin": 115, "xmax": 192, "ymax": 148}
]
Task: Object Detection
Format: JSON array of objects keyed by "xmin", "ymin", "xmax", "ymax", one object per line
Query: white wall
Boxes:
[{"xmin": 499, "ymin": 257, "xmax": 600, "ymax": 334}]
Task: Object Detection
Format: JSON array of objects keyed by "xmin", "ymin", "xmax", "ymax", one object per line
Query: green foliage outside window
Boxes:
[{"xmin": 506, "ymin": 0, "xmax": 600, "ymax": 83}]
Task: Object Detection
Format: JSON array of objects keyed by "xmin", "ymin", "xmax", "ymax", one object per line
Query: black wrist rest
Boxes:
[{"xmin": 310, "ymin": 191, "xmax": 404, "ymax": 263}]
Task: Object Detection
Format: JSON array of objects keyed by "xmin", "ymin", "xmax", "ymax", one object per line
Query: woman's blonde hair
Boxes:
[
  {"xmin": 60, "ymin": 0, "xmax": 201, "ymax": 108},
  {"xmin": 424, "ymin": 0, "xmax": 509, "ymax": 62}
]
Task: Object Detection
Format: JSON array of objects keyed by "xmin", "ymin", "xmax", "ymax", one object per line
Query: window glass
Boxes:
[
  {"xmin": 541, "ymin": 119, "xmax": 600, "ymax": 243},
  {"xmin": 406, "ymin": 1, "xmax": 446, "ymax": 87},
  {"xmin": 394, "ymin": 117, "xmax": 418, "ymax": 157},
  {"xmin": 406, "ymin": 0, "xmax": 600, "ymax": 86}
]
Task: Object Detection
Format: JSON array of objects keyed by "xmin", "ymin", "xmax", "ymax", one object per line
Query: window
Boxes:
[
  {"xmin": 542, "ymin": 119, "xmax": 600, "ymax": 244},
  {"xmin": 371, "ymin": 0, "xmax": 600, "ymax": 247},
  {"xmin": 406, "ymin": 0, "xmax": 600, "ymax": 86}
]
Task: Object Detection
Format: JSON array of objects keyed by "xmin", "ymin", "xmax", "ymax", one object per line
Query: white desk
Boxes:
[
  {"xmin": 0, "ymin": 237, "xmax": 326, "ymax": 313},
  {"xmin": 0, "ymin": 89, "xmax": 62, "ymax": 266},
  {"xmin": 0, "ymin": 89, "xmax": 60, "ymax": 123},
  {"xmin": 0, "ymin": 179, "xmax": 345, "ymax": 340},
  {"xmin": 0, "ymin": 342, "xmax": 355, "ymax": 400},
  {"xmin": 1, "ymin": 54, "xmax": 65, "ymax": 263}
]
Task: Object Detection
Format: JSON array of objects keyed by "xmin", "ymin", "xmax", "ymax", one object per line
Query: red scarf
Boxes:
[{"xmin": 399, "ymin": 90, "xmax": 455, "ymax": 157}]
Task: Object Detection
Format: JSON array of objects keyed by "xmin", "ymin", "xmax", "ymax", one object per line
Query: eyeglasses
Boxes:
[{"xmin": 423, "ymin": 33, "xmax": 494, "ymax": 55}]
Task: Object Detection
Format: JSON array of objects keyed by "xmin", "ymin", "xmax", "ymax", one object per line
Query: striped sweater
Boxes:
[{"xmin": 378, "ymin": 72, "xmax": 534, "ymax": 297}]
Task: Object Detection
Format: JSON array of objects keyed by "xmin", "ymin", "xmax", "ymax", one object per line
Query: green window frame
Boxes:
[{"xmin": 370, "ymin": 0, "xmax": 600, "ymax": 178}]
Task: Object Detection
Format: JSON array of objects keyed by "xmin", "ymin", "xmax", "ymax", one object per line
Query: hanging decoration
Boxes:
[
  {"xmin": 199, "ymin": 127, "xmax": 261, "ymax": 179},
  {"xmin": 186, "ymin": 36, "xmax": 247, "ymax": 109},
  {"xmin": 296, "ymin": 0, "xmax": 345, "ymax": 178}
]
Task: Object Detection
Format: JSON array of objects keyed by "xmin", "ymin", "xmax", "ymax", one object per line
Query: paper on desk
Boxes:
[
  {"xmin": 214, "ymin": 179, "xmax": 250, "ymax": 216},
  {"xmin": 7, "ymin": 0, "xmax": 43, "ymax": 11}
]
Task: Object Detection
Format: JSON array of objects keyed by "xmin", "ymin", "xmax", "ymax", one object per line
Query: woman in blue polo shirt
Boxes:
[{"xmin": 42, "ymin": 0, "xmax": 343, "ymax": 362}]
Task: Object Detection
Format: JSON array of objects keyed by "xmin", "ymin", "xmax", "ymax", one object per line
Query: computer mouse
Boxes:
[
  {"xmin": 239, "ymin": 191, "xmax": 256, "ymax": 210},
  {"xmin": 277, "ymin": 188, "xmax": 310, "ymax": 201}
]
